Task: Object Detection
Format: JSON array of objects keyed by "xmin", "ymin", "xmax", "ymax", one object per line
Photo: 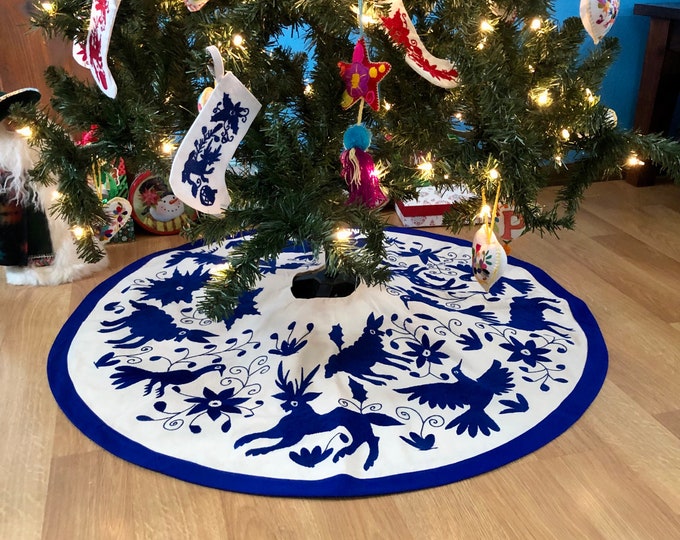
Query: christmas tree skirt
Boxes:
[{"xmin": 48, "ymin": 228, "xmax": 607, "ymax": 497}]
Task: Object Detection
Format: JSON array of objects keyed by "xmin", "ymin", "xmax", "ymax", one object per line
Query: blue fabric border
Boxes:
[{"xmin": 47, "ymin": 227, "xmax": 608, "ymax": 497}]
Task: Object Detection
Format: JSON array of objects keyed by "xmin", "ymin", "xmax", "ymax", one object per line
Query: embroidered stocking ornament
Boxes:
[
  {"xmin": 85, "ymin": 0, "xmax": 121, "ymax": 98},
  {"xmin": 381, "ymin": 0, "xmax": 459, "ymax": 88},
  {"xmin": 169, "ymin": 46, "xmax": 261, "ymax": 215}
]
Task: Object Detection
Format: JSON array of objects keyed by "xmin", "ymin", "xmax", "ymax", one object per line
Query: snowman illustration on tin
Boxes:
[{"xmin": 150, "ymin": 194, "xmax": 185, "ymax": 222}]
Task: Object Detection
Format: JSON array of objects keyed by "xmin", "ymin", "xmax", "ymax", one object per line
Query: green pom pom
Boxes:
[{"xmin": 343, "ymin": 124, "xmax": 372, "ymax": 151}]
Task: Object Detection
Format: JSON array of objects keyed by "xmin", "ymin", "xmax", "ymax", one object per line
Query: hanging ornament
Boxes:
[
  {"xmin": 98, "ymin": 197, "xmax": 132, "ymax": 243},
  {"xmin": 341, "ymin": 124, "xmax": 389, "ymax": 209},
  {"xmin": 381, "ymin": 0, "xmax": 459, "ymax": 88},
  {"xmin": 472, "ymin": 179, "xmax": 507, "ymax": 290},
  {"xmin": 472, "ymin": 224, "xmax": 507, "ymax": 291},
  {"xmin": 494, "ymin": 203, "xmax": 526, "ymax": 244},
  {"xmin": 580, "ymin": 0, "xmax": 620, "ymax": 45},
  {"xmin": 169, "ymin": 46, "xmax": 261, "ymax": 214},
  {"xmin": 85, "ymin": 0, "xmax": 121, "ymax": 98},
  {"xmin": 338, "ymin": 37, "xmax": 391, "ymax": 111},
  {"xmin": 72, "ymin": 40, "xmax": 89, "ymax": 69},
  {"xmin": 184, "ymin": 0, "xmax": 210, "ymax": 11}
]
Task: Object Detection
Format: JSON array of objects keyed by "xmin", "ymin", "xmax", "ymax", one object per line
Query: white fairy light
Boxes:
[
  {"xmin": 530, "ymin": 18, "xmax": 542, "ymax": 31},
  {"xmin": 480, "ymin": 20, "xmax": 494, "ymax": 33},
  {"xmin": 560, "ymin": 128, "xmax": 570, "ymax": 141},
  {"xmin": 335, "ymin": 228, "xmax": 352, "ymax": 242},
  {"xmin": 627, "ymin": 153, "xmax": 645, "ymax": 167},
  {"xmin": 161, "ymin": 140, "xmax": 175, "ymax": 155},
  {"xmin": 532, "ymin": 88, "xmax": 552, "ymax": 107},
  {"xmin": 71, "ymin": 226, "xmax": 86, "ymax": 240},
  {"xmin": 232, "ymin": 34, "xmax": 244, "ymax": 48},
  {"xmin": 15, "ymin": 126, "xmax": 33, "ymax": 138}
]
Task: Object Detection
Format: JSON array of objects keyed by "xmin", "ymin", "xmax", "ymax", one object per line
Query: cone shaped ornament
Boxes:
[{"xmin": 472, "ymin": 224, "xmax": 507, "ymax": 291}]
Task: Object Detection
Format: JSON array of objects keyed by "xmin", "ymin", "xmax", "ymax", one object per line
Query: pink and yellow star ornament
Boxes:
[{"xmin": 338, "ymin": 37, "xmax": 391, "ymax": 111}]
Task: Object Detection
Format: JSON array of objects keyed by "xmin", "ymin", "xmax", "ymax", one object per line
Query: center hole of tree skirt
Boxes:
[{"xmin": 291, "ymin": 268, "xmax": 358, "ymax": 299}]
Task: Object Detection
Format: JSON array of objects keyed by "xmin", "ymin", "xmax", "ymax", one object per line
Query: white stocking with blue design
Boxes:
[{"xmin": 169, "ymin": 46, "xmax": 261, "ymax": 214}]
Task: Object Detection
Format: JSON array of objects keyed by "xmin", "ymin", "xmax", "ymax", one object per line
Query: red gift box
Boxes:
[{"xmin": 395, "ymin": 185, "xmax": 471, "ymax": 227}]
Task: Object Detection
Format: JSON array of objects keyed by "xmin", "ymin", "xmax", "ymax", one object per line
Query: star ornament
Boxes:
[{"xmin": 338, "ymin": 37, "xmax": 391, "ymax": 111}]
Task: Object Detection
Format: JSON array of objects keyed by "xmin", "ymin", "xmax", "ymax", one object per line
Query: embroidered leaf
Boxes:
[
  {"xmin": 498, "ymin": 393, "xmax": 529, "ymax": 414},
  {"xmin": 153, "ymin": 401, "xmax": 167, "ymax": 412},
  {"xmin": 289, "ymin": 445, "xmax": 332, "ymax": 468},
  {"xmin": 94, "ymin": 352, "xmax": 118, "ymax": 368},
  {"xmin": 553, "ymin": 378, "xmax": 569, "ymax": 384},
  {"xmin": 349, "ymin": 377, "xmax": 368, "ymax": 403},
  {"xmin": 456, "ymin": 329, "xmax": 482, "ymax": 351},
  {"xmin": 400, "ymin": 432, "xmax": 436, "ymax": 450},
  {"xmin": 136, "ymin": 415, "xmax": 154, "ymax": 421},
  {"xmin": 329, "ymin": 324, "xmax": 344, "ymax": 349}
]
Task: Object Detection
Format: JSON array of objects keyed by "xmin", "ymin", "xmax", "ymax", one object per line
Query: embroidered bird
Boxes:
[
  {"xmin": 100, "ymin": 300, "xmax": 218, "ymax": 349},
  {"xmin": 396, "ymin": 359, "xmax": 514, "ymax": 437},
  {"xmin": 109, "ymin": 363, "xmax": 226, "ymax": 398}
]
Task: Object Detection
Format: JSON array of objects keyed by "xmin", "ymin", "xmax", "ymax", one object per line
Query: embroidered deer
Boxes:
[
  {"xmin": 508, "ymin": 296, "xmax": 573, "ymax": 338},
  {"xmin": 324, "ymin": 313, "xmax": 412, "ymax": 386},
  {"xmin": 234, "ymin": 363, "xmax": 402, "ymax": 470}
]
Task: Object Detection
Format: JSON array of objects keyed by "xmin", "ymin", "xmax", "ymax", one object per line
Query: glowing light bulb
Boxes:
[
  {"xmin": 52, "ymin": 191, "xmax": 63, "ymax": 201},
  {"xmin": 161, "ymin": 140, "xmax": 175, "ymax": 155},
  {"xmin": 530, "ymin": 18, "xmax": 542, "ymax": 30},
  {"xmin": 489, "ymin": 168, "xmax": 500, "ymax": 180},
  {"xmin": 480, "ymin": 20, "xmax": 494, "ymax": 33},
  {"xmin": 555, "ymin": 155, "xmax": 563, "ymax": 165},
  {"xmin": 383, "ymin": 101, "xmax": 392, "ymax": 111},
  {"xmin": 527, "ymin": 64, "xmax": 535, "ymax": 73},
  {"xmin": 351, "ymin": 5, "xmax": 379, "ymax": 26},
  {"xmin": 560, "ymin": 128, "xmax": 570, "ymax": 141},
  {"xmin": 232, "ymin": 34, "xmax": 244, "ymax": 48},
  {"xmin": 477, "ymin": 39, "xmax": 487, "ymax": 50},
  {"xmin": 454, "ymin": 112, "xmax": 463, "ymax": 120},
  {"xmin": 71, "ymin": 226, "xmax": 86, "ymax": 240},
  {"xmin": 479, "ymin": 204, "xmax": 492, "ymax": 220},
  {"xmin": 585, "ymin": 88, "xmax": 597, "ymax": 105},
  {"xmin": 41, "ymin": 2, "xmax": 55, "ymax": 14},
  {"xmin": 335, "ymin": 228, "xmax": 352, "ymax": 242},
  {"xmin": 304, "ymin": 84, "xmax": 313, "ymax": 96},
  {"xmin": 627, "ymin": 154, "xmax": 645, "ymax": 167},
  {"xmin": 418, "ymin": 161, "xmax": 434, "ymax": 173},
  {"xmin": 209, "ymin": 263, "xmax": 233, "ymax": 277},
  {"xmin": 15, "ymin": 126, "xmax": 32, "ymax": 138},
  {"xmin": 533, "ymin": 89, "xmax": 551, "ymax": 107}
]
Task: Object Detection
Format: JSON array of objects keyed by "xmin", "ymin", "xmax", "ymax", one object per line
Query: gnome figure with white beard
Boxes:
[{"xmin": 0, "ymin": 88, "xmax": 108, "ymax": 285}]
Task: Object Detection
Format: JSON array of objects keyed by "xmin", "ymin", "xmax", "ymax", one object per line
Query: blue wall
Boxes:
[{"xmin": 554, "ymin": 0, "xmax": 656, "ymax": 130}]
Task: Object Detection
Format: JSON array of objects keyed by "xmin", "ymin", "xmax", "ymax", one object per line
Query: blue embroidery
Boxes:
[
  {"xmin": 90, "ymin": 232, "xmax": 585, "ymax": 475},
  {"xmin": 180, "ymin": 92, "xmax": 251, "ymax": 207}
]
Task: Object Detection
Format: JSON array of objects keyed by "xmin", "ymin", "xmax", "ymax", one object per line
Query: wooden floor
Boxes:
[{"xmin": 1, "ymin": 180, "xmax": 679, "ymax": 539}]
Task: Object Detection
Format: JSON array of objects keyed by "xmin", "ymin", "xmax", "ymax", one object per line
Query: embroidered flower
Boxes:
[
  {"xmin": 404, "ymin": 334, "xmax": 448, "ymax": 369},
  {"xmin": 499, "ymin": 336, "xmax": 551, "ymax": 367},
  {"xmin": 185, "ymin": 387, "xmax": 249, "ymax": 421}
]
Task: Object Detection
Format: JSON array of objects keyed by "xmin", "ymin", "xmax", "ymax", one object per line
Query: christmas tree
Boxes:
[{"xmin": 15, "ymin": 0, "xmax": 680, "ymax": 319}]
